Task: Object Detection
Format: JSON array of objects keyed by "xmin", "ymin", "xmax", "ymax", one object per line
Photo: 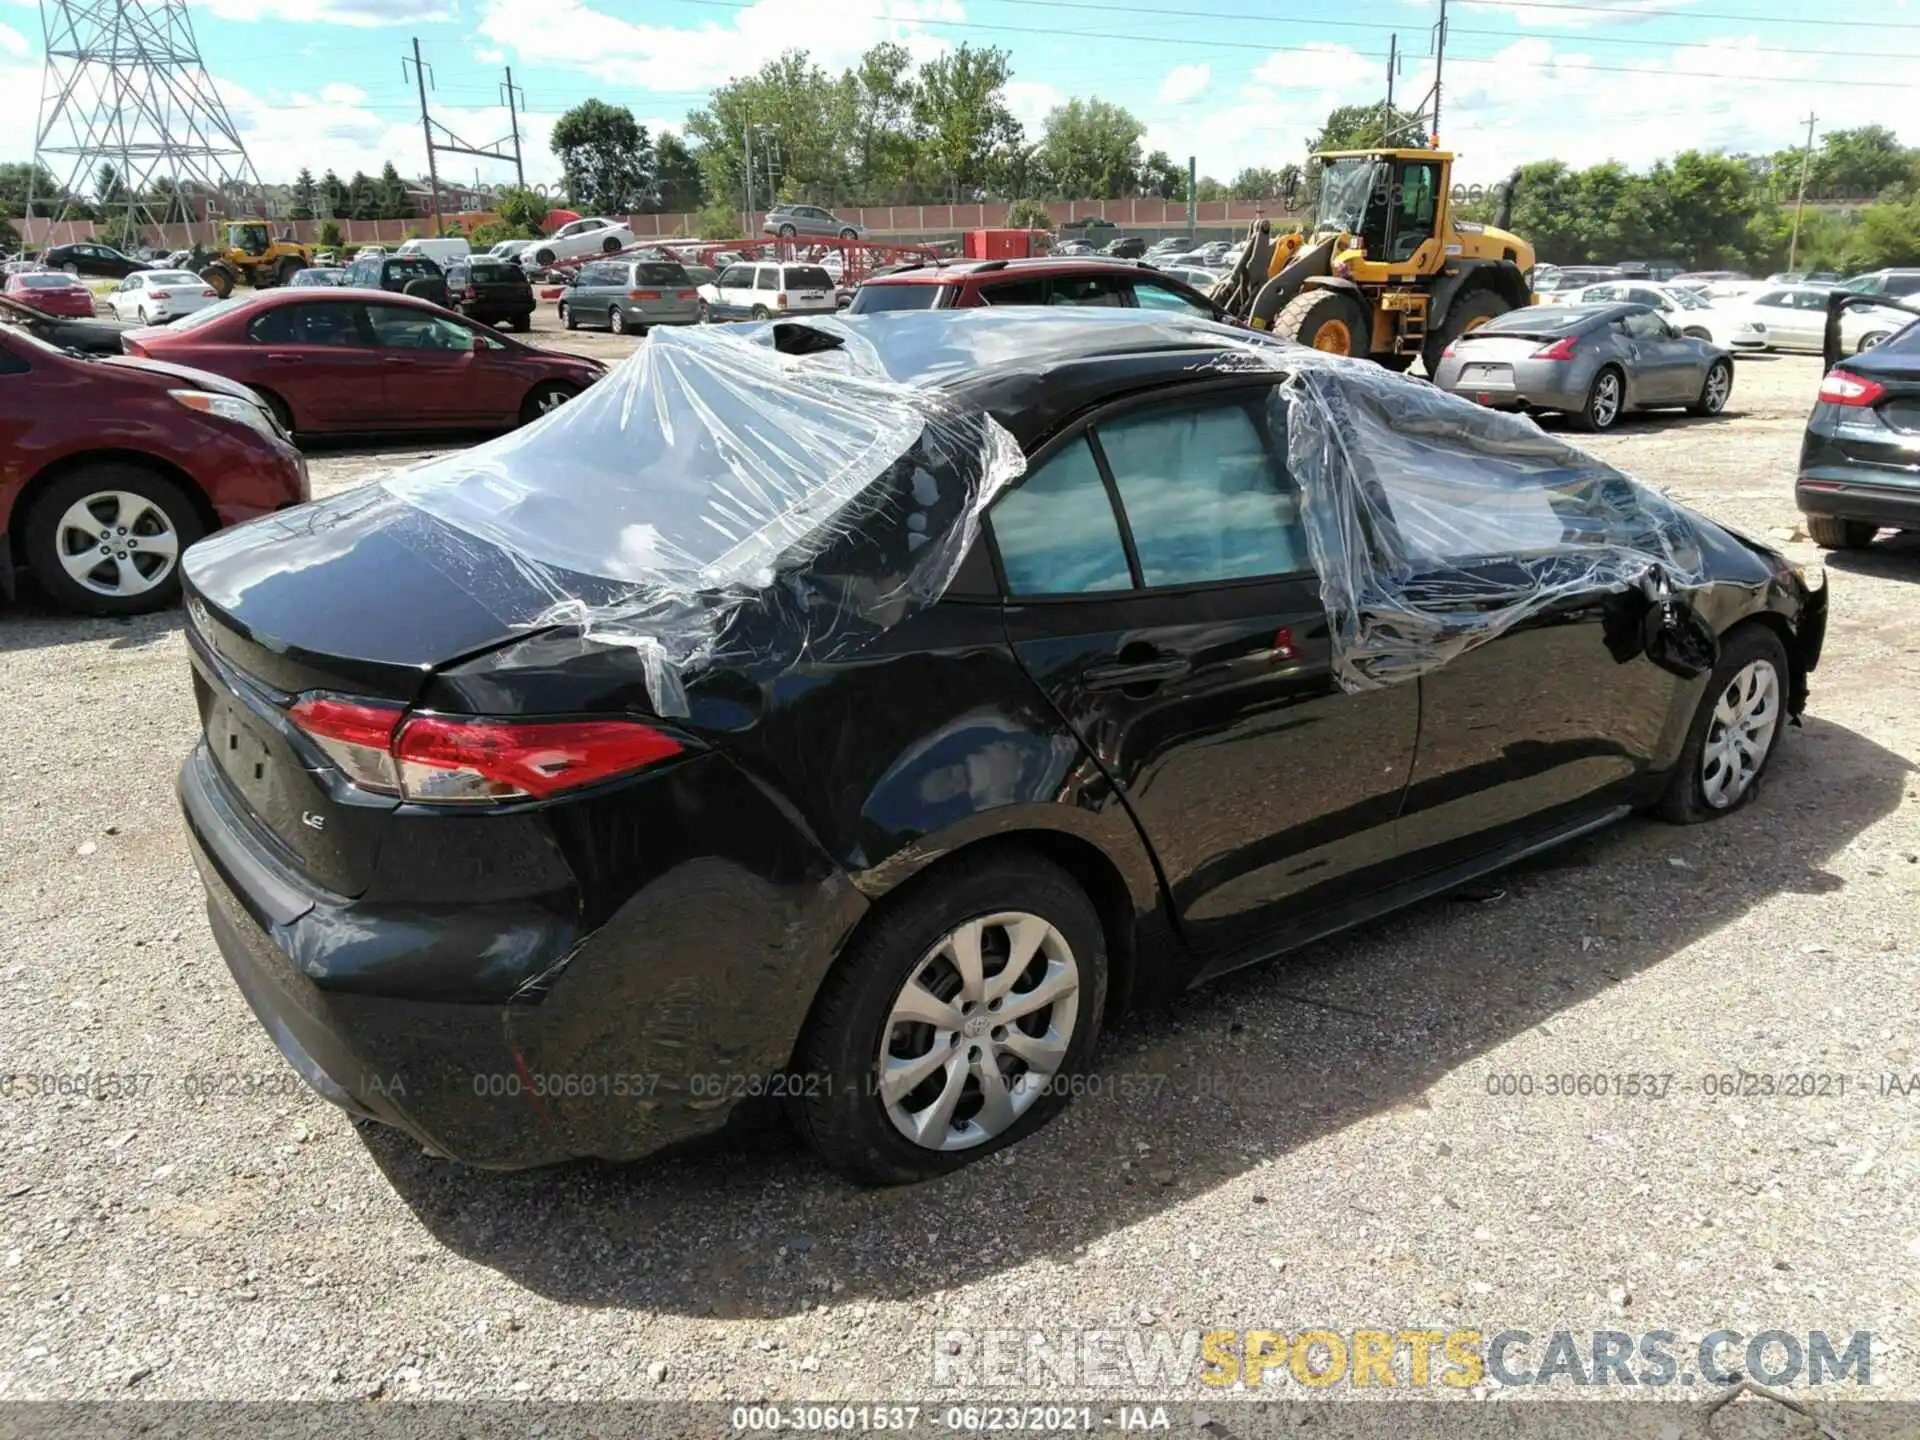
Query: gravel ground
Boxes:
[{"xmin": 3, "ymin": 329, "xmax": 1917, "ymax": 1424}]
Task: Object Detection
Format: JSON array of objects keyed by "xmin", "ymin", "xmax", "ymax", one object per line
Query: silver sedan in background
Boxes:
[{"xmin": 1431, "ymin": 302, "xmax": 1734, "ymax": 432}]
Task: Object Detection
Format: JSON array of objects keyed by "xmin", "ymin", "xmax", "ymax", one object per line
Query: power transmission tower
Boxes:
[
  {"xmin": 404, "ymin": 37, "xmax": 527, "ymax": 235},
  {"xmin": 29, "ymin": 0, "xmax": 264, "ymax": 241},
  {"xmin": 1788, "ymin": 111, "xmax": 1818, "ymax": 272}
]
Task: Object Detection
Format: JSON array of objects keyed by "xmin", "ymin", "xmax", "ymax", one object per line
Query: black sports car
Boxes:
[
  {"xmin": 40, "ymin": 241, "xmax": 151, "ymax": 279},
  {"xmin": 0, "ymin": 293, "xmax": 130, "ymax": 354},
  {"xmin": 178, "ymin": 309, "xmax": 1826, "ymax": 1185}
]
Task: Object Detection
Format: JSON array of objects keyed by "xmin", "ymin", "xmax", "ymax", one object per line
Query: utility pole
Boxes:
[
  {"xmin": 1788, "ymin": 111, "xmax": 1817, "ymax": 271},
  {"xmin": 405, "ymin": 37, "xmax": 442, "ymax": 235},
  {"xmin": 742, "ymin": 122, "xmax": 754, "ymax": 239},
  {"xmin": 501, "ymin": 67, "xmax": 525, "ymax": 188},
  {"xmin": 1186, "ymin": 155, "xmax": 1197, "ymax": 233},
  {"xmin": 1430, "ymin": 0, "xmax": 1448, "ymax": 145},
  {"xmin": 1385, "ymin": 32, "xmax": 1397, "ymax": 131}
]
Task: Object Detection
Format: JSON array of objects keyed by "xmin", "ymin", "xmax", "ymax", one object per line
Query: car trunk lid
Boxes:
[
  {"xmin": 181, "ymin": 487, "xmax": 572, "ymax": 895},
  {"xmin": 1831, "ymin": 351, "xmax": 1920, "ymax": 474}
]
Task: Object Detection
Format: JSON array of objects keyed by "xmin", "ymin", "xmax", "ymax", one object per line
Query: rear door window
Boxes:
[
  {"xmin": 1130, "ymin": 280, "xmax": 1214, "ymax": 318},
  {"xmin": 247, "ymin": 301, "xmax": 366, "ymax": 346},
  {"xmin": 991, "ymin": 437, "xmax": 1133, "ymax": 596},
  {"xmin": 755, "ymin": 267, "xmax": 778, "ymax": 291},
  {"xmin": 784, "ymin": 266, "xmax": 833, "ymax": 291},
  {"xmin": 978, "ymin": 277, "xmax": 1050, "ymax": 306},
  {"xmin": 1623, "ymin": 309, "xmax": 1670, "ymax": 340},
  {"xmin": 1048, "ymin": 273, "xmax": 1127, "ymax": 307},
  {"xmin": 635, "ymin": 262, "xmax": 690, "ymax": 286},
  {"xmin": 1096, "ymin": 395, "xmax": 1308, "ymax": 585}
]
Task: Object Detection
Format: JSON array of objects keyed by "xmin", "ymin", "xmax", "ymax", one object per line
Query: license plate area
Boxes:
[{"xmin": 1463, "ymin": 363, "xmax": 1513, "ymax": 385}]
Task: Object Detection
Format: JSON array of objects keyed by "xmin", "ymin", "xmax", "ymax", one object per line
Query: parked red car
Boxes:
[
  {"xmin": 0, "ymin": 322, "xmax": 308, "ymax": 615},
  {"xmin": 6, "ymin": 271, "xmax": 98, "ymax": 318},
  {"xmin": 122, "ymin": 288, "xmax": 607, "ymax": 438},
  {"xmin": 845, "ymin": 256, "xmax": 1226, "ymax": 319}
]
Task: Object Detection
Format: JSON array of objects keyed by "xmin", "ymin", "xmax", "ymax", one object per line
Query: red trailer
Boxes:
[{"xmin": 963, "ymin": 228, "xmax": 1053, "ymax": 261}]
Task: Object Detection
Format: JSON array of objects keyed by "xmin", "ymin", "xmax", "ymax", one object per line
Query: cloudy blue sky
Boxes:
[{"xmin": 2, "ymin": 0, "xmax": 1915, "ymax": 200}]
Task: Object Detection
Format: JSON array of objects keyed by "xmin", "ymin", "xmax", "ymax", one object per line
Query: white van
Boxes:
[{"xmin": 393, "ymin": 237, "xmax": 471, "ymax": 266}]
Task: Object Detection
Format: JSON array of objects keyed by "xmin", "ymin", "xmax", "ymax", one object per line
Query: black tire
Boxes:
[
  {"xmin": 1656, "ymin": 624, "xmax": 1791, "ymax": 824},
  {"xmin": 1682, "ymin": 326, "xmax": 1712, "ymax": 341},
  {"xmin": 777, "ymin": 224, "xmax": 797, "ymax": 238},
  {"xmin": 519, "ymin": 381, "xmax": 578, "ymax": 426},
  {"xmin": 697, "ymin": 299, "xmax": 710, "ymax": 323},
  {"xmin": 508, "ymin": 311, "xmax": 532, "ymax": 332},
  {"xmin": 250, "ymin": 387, "xmax": 296, "ymax": 436},
  {"xmin": 601, "ymin": 235, "xmax": 622, "ymax": 254},
  {"xmin": 1273, "ymin": 288, "xmax": 1370, "ymax": 357},
  {"xmin": 608, "ymin": 307, "xmax": 627, "ymax": 336},
  {"xmin": 1573, "ymin": 365, "xmax": 1626, "ymax": 432},
  {"xmin": 1689, "ymin": 359, "xmax": 1732, "ymax": 416},
  {"xmin": 1421, "ymin": 289, "xmax": 1513, "ymax": 377},
  {"xmin": 534, "ymin": 247, "xmax": 556, "ymax": 267},
  {"xmin": 23, "ymin": 464, "xmax": 205, "ymax": 617},
  {"xmin": 559, "ymin": 301, "xmax": 576, "ymax": 331},
  {"xmin": 201, "ymin": 266, "xmax": 233, "ymax": 299},
  {"xmin": 751, "ymin": 304, "xmax": 771, "ymax": 321},
  {"xmin": 1805, "ymin": 515, "xmax": 1876, "ymax": 549},
  {"xmin": 792, "ymin": 850, "xmax": 1108, "ymax": 1185},
  {"xmin": 838, "ymin": 227, "xmax": 859, "ymax": 240},
  {"xmin": 273, "ymin": 257, "xmax": 302, "ymax": 287}
]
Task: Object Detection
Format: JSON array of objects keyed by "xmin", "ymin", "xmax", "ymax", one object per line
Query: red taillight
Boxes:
[
  {"xmin": 1532, "ymin": 335, "xmax": 1579, "ymax": 361},
  {"xmin": 1441, "ymin": 343, "xmax": 1458, "ymax": 359},
  {"xmin": 289, "ymin": 695, "xmax": 404, "ymax": 793},
  {"xmin": 149, "ymin": 290, "xmax": 171, "ymax": 300},
  {"xmin": 775, "ymin": 292, "xmax": 788, "ymax": 309},
  {"xmin": 1819, "ymin": 369, "xmax": 1886, "ymax": 407},
  {"xmin": 677, "ymin": 289, "xmax": 697, "ymax": 300},
  {"xmin": 201, "ymin": 288, "xmax": 217, "ymax": 297},
  {"xmin": 290, "ymin": 694, "xmax": 682, "ymax": 804},
  {"xmin": 628, "ymin": 289, "xmax": 663, "ymax": 301},
  {"xmin": 394, "ymin": 716, "xmax": 683, "ymax": 803}
]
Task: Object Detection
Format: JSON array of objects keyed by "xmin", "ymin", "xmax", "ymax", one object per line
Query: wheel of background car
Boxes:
[
  {"xmin": 751, "ymin": 304, "xmax": 770, "ymax": 320},
  {"xmin": 274, "ymin": 258, "xmax": 301, "ymax": 287},
  {"xmin": 519, "ymin": 381, "xmax": 577, "ymax": 425},
  {"xmin": 559, "ymin": 301, "xmax": 575, "ymax": 330},
  {"xmin": 23, "ymin": 464, "xmax": 205, "ymax": 617},
  {"xmin": 601, "ymin": 236, "xmax": 621, "ymax": 254},
  {"xmin": 791, "ymin": 849, "xmax": 1108, "ymax": 1185},
  {"xmin": 509, "ymin": 312, "xmax": 530, "ymax": 332},
  {"xmin": 1857, "ymin": 332, "xmax": 1891, "ymax": 353},
  {"xmin": 608, "ymin": 307, "xmax": 626, "ymax": 335},
  {"xmin": 1683, "ymin": 326, "xmax": 1712, "ymax": 341},
  {"xmin": 1690, "ymin": 359, "xmax": 1732, "ymax": 417},
  {"xmin": 697, "ymin": 299, "xmax": 709, "ymax": 323},
  {"xmin": 839, "ymin": 227, "xmax": 858, "ymax": 240},
  {"xmin": 1575, "ymin": 366, "xmax": 1624, "ymax": 432},
  {"xmin": 1275, "ymin": 288, "xmax": 1369, "ymax": 358},
  {"xmin": 251, "ymin": 387, "xmax": 295, "ymax": 436},
  {"xmin": 1422, "ymin": 289, "xmax": 1512, "ymax": 376},
  {"xmin": 401, "ymin": 278, "xmax": 439, "ymax": 300},
  {"xmin": 534, "ymin": 247, "xmax": 555, "ymax": 266},
  {"xmin": 1805, "ymin": 515, "xmax": 1876, "ymax": 550},
  {"xmin": 1655, "ymin": 625, "xmax": 1790, "ymax": 824},
  {"xmin": 137, "ymin": 306, "xmax": 150, "ymax": 325},
  {"xmin": 777, "ymin": 224, "xmax": 797, "ymax": 238}
]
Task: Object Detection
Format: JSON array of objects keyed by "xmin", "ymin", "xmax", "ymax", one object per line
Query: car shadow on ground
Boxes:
[
  {"xmin": 0, "ymin": 592, "xmax": 183, "ymax": 654},
  {"xmin": 364, "ymin": 712, "xmax": 1909, "ymax": 1320},
  {"xmin": 1822, "ymin": 531, "xmax": 1920, "ymax": 580}
]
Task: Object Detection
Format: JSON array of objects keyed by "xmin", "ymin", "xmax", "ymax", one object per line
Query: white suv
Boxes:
[{"xmin": 523, "ymin": 217, "xmax": 638, "ymax": 270}]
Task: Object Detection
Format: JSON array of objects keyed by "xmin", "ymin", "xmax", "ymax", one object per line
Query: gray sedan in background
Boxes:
[
  {"xmin": 558, "ymin": 258, "xmax": 702, "ymax": 335},
  {"xmin": 1431, "ymin": 302, "xmax": 1734, "ymax": 432}
]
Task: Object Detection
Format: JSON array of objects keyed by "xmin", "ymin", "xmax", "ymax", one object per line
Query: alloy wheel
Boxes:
[
  {"xmin": 877, "ymin": 912, "xmax": 1080, "ymax": 1152},
  {"xmin": 54, "ymin": 491, "xmax": 180, "ymax": 598},
  {"xmin": 1703, "ymin": 363, "xmax": 1731, "ymax": 413},
  {"xmin": 1701, "ymin": 658, "xmax": 1779, "ymax": 809},
  {"xmin": 535, "ymin": 387, "xmax": 571, "ymax": 415},
  {"xmin": 1591, "ymin": 371, "xmax": 1621, "ymax": 427}
]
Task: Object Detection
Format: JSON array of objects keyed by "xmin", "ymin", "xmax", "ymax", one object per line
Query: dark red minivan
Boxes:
[
  {"xmin": 0, "ymin": 321, "xmax": 308, "ymax": 615},
  {"xmin": 123, "ymin": 288, "xmax": 606, "ymax": 438}
]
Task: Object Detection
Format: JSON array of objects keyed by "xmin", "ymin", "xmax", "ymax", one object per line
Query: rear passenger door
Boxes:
[
  {"xmin": 714, "ymin": 264, "xmax": 757, "ymax": 318},
  {"xmin": 989, "ymin": 381, "xmax": 1419, "ymax": 962},
  {"xmin": 243, "ymin": 299, "xmax": 379, "ymax": 431}
]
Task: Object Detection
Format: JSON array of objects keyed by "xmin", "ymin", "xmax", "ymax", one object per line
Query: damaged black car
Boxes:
[{"xmin": 177, "ymin": 308, "xmax": 1827, "ymax": 1184}]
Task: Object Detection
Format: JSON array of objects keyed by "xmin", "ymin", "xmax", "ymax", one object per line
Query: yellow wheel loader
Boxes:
[
  {"xmin": 1215, "ymin": 148, "xmax": 1534, "ymax": 374},
  {"xmin": 197, "ymin": 221, "xmax": 315, "ymax": 299}
]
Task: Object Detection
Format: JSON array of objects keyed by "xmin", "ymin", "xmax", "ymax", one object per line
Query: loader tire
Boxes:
[
  {"xmin": 1421, "ymin": 289, "xmax": 1512, "ymax": 378},
  {"xmin": 1274, "ymin": 289, "xmax": 1370, "ymax": 359},
  {"xmin": 200, "ymin": 266, "xmax": 234, "ymax": 299}
]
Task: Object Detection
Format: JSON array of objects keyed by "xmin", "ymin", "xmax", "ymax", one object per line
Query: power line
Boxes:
[{"xmin": 402, "ymin": 35, "xmax": 526, "ymax": 229}]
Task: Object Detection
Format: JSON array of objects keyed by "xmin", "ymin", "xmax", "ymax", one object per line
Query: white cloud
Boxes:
[
  {"xmin": 198, "ymin": 0, "xmax": 454, "ymax": 26},
  {"xmin": 0, "ymin": 20, "xmax": 26, "ymax": 57},
  {"xmin": 1003, "ymin": 80, "xmax": 1061, "ymax": 135},
  {"xmin": 478, "ymin": 0, "xmax": 957, "ymax": 93},
  {"xmin": 474, "ymin": 47, "xmax": 506, "ymax": 64},
  {"xmin": 318, "ymin": 82, "xmax": 366, "ymax": 105},
  {"xmin": 1249, "ymin": 42, "xmax": 1377, "ymax": 95},
  {"xmin": 1158, "ymin": 62, "xmax": 1210, "ymax": 106}
]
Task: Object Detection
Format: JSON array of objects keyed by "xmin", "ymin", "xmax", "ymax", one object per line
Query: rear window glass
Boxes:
[
  {"xmin": 170, "ymin": 297, "xmax": 249, "ymax": 330},
  {"xmin": 15, "ymin": 274, "xmax": 78, "ymax": 288},
  {"xmin": 1470, "ymin": 307, "xmax": 1599, "ymax": 338},
  {"xmin": 847, "ymin": 283, "xmax": 942, "ymax": 314},
  {"xmin": 385, "ymin": 257, "xmax": 441, "ymax": 280},
  {"xmin": 783, "ymin": 266, "xmax": 834, "ymax": 291},
  {"xmin": 468, "ymin": 262, "xmax": 523, "ymax": 283},
  {"xmin": 636, "ymin": 262, "xmax": 690, "ymax": 285}
]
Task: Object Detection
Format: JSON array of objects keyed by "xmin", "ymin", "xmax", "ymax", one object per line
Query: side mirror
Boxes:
[{"xmin": 471, "ymin": 333, "xmax": 487, "ymax": 353}]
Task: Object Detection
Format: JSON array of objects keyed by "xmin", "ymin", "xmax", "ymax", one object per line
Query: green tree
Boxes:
[
  {"xmin": 96, "ymin": 212, "xmax": 144, "ymax": 252},
  {"xmin": 843, "ymin": 42, "xmax": 920, "ymax": 202},
  {"xmin": 1308, "ymin": 103, "xmax": 1426, "ymax": 154},
  {"xmin": 1040, "ymin": 98, "xmax": 1144, "ymax": 199},
  {"xmin": 1136, "ymin": 149, "xmax": 1184, "ymax": 201},
  {"xmin": 317, "ymin": 169, "xmax": 345, "ymax": 219},
  {"xmin": 493, "ymin": 185, "xmax": 548, "ymax": 236},
  {"xmin": 1005, "ymin": 197, "xmax": 1052, "ymax": 229},
  {"xmin": 377, "ymin": 162, "xmax": 410, "ymax": 220},
  {"xmin": 95, "ymin": 162, "xmax": 129, "ymax": 209},
  {"xmin": 912, "ymin": 43, "xmax": 1019, "ymax": 201},
  {"xmin": 1228, "ymin": 166, "xmax": 1285, "ymax": 201},
  {"xmin": 318, "ymin": 219, "xmax": 343, "ymax": 248},
  {"xmin": 552, "ymin": 98, "xmax": 655, "ymax": 213},
  {"xmin": 345, "ymin": 170, "xmax": 378, "ymax": 220},
  {"xmin": 290, "ymin": 168, "xmax": 317, "ymax": 221},
  {"xmin": 694, "ymin": 199, "xmax": 741, "ymax": 238},
  {"xmin": 0, "ymin": 162, "xmax": 71, "ymax": 218},
  {"xmin": 1809, "ymin": 126, "xmax": 1914, "ymax": 202},
  {"xmin": 652, "ymin": 132, "xmax": 704, "ymax": 213},
  {"xmin": 1194, "ymin": 174, "xmax": 1226, "ymax": 202}
]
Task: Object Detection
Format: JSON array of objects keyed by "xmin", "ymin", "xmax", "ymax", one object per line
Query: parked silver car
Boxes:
[
  {"xmin": 558, "ymin": 258, "xmax": 701, "ymax": 335},
  {"xmin": 1431, "ymin": 303, "xmax": 1734, "ymax": 432},
  {"xmin": 763, "ymin": 203, "xmax": 866, "ymax": 240}
]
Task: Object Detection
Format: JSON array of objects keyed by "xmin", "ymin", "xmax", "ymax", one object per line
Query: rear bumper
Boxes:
[
  {"xmin": 1797, "ymin": 469, "xmax": 1920, "ymax": 530},
  {"xmin": 178, "ymin": 734, "xmax": 869, "ymax": 1169},
  {"xmin": 1435, "ymin": 376, "xmax": 1587, "ymax": 413}
]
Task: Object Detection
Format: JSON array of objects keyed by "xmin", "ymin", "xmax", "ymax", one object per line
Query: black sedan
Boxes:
[
  {"xmin": 41, "ymin": 241, "xmax": 151, "ymax": 279},
  {"xmin": 0, "ymin": 293, "xmax": 130, "ymax": 354},
  {"xmin": 177, "ymin": 309, "xmax": 1825, "ymax": 1185},
  {"xmin": 1799, "ymin": 312, "xmax": 1920, "ymax": 549}
]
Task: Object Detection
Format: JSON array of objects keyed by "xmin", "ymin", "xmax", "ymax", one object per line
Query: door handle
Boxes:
[
  {"xmin": 1084, "ymin": 654, "xmax": 1190, "ymax": 691},
  {"xmin": 264, "ymin": 353, "xmax": 300, "ymax": 363}
]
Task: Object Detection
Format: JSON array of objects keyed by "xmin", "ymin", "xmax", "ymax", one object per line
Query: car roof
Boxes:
[{"xmin": 861, "ymin": 256, "xmax": 1169, "ymax": 287}]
